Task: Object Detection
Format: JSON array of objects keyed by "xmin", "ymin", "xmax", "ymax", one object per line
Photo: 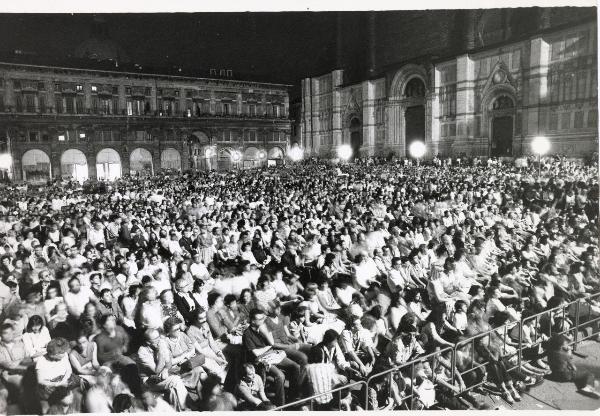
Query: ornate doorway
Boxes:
[
  {"xmin": 489, "ymin": 95, "xmax": 515, "ymax": 157},
  {"xmin": 405, "ymin": 105, "xmax": 425, "ymax": 157},
  {"xmin": 349, "ymin": 117, "xmax": 362, "ymax": 159}
]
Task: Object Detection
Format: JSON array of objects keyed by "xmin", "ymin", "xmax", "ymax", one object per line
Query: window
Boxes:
[
  {"xmin": 145, "ymin": 87, "xmax": 152, "ymax": 96},
  {"xmin": 100, "ymin": 98, "xmax": 111, "ymax": 115},
  {"xmin": 55, "ymin": 96, "xmax": 63, "ymax": 114},
  {"xmin": 574, "ymin": 111, "xmax": 584, "ymax": 128},
  {"xmin": 91, "ymin": 85, "xmax": 98, "ymax": 92},
  {"xmin": 549, "ymin": 113, "xmax": 559, "ymax": 131},
  {"xmin": 91, "ymin": 97, "xmax": 99, "ymax": 113},
  {"xmin": 65, "ymin": 97, "xmax": 74, "ymax": 114},
  {"xmin": 126, "ymin": 87, "xmax": 132, "ymax": 95},
  {"xmin": 588, "ymin": 109, "xmax": 597, "ymax": 128},
  {"xmin": 560, "ymin": 112, "xmax": 571, "ymax": 130},
  {"xmin": 127, "ymin": 101, "xmax": 133, "ymax": 116},
  {"xmin": 29, "ymin": 132, "xmax": 38, "ymax": 142},
  {"xmin": 112, "ymin": 86, "xmax": 119, "ymax": 95},
  {"xmin": 15, "ymin": 95, "xmax": 22, "ymax": 112},
  {"xmin": 39, "ymin": 95, "xmax": 46, "ymax": 113},
  {"xmin": 112, "ymin": 98, "xmax": 120, "ymax": 114},
  {"xmin": 37, "ymin": 82, "xmax": 45, "ymax": 91},
  {"xmin": 76, "ymin": 97, "xmax": 84, "ymax": 114},
  {"xmin": 0, "ymin": 94, "xmax": 4, "ymax": 112},
  {"xmin": 440, "ymin": 85, "xmax": 457, "ymax": 117},
  {"xmin": 76, "ymin": 85, "xmax": 83, "ymax": 92},
  {"xmin": 24, "ymin": 94, "xmax": 35, "ymax": 112},
  {"xmin": 175, "ymin": 90, "xmax": 179, "ymax": 97},
  {"xmin": 249, "ymin": 104, "xmax": 256, "ymax": 117},
  {"xmin": 223, "ymin": 103, "xmax": 231, "ymax": 115}
]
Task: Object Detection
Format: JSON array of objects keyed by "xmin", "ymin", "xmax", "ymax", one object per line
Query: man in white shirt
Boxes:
[
  {"xmin": 190, "ymin": 254, "xmax": 210, "ymax": 280},
  {"xmin": 64, "ymin": 276, "xmax": 96, "ymax": 318},
  {"xmin": 87, "ymin": 221, "xmax": 106, "ymax": 247}
]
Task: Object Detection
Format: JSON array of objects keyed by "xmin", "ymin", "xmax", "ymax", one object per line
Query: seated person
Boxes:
[{"xmin": 235, "ymin": 363, "xmax": 270, "ymax": 410}]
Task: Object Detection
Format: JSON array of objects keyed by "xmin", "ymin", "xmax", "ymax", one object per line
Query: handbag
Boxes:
[
  {"xmin": 181, "ymin": 354, "xmax": 206, "ymax": 373},
  {"xmin": 256, "ymin": 349, "xmax": 286, "ymax": 366}
]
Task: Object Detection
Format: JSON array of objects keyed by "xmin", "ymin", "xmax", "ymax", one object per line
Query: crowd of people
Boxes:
[{"xmin": 0, "ymin": 155, "xmax": 598, "ymax": 413}]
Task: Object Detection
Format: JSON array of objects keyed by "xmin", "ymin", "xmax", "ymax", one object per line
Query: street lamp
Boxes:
[
  {"xmin": 289, "ymin": 146, "xmax": 304, "ymax": 162},
  {"xmin": 409, "ymin": 141, "xmax": 426, "ymax": 166},
  {"xmin": 337, "ymin": 144, "xmax": 353, "ymax": 162},
  {"xmin": 531, "ymin": 136, "xmax": 550, "ymax": 179},
  {"xmin": 231, "ymin": 150, "xmax": 242, "ymax": 169}
]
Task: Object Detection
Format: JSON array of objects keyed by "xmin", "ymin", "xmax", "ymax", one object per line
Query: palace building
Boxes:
[
  {"xmin": 0, "ymin": 19, "xmax": 291, "ymax": 183},
  {"xmin": 299, "ymin": 8, "xmax": 598, "ymax": 160}
]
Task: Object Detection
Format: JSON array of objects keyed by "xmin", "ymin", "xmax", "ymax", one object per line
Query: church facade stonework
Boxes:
[{"xmin": 300, "ymin": 14, "xmax": 597, "ymax": 160}]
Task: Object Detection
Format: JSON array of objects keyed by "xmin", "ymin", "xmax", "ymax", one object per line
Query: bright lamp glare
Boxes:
[
  {"xmin": 531, "ymin": 136, "xmax": 550, "ymax": 156},
  {"xmin": 231, "ymin": 151, "xmax": 241, "ymax": 162},
  {"xmin": 0, "ymin": 154, "xmax": 12, "ymax": 170},
  {"xmin": 337, "ymin": 144, "xmax": 353, "ymax": 161},
  {"xmin": 409, "ymin": 141, "xmax": 426, "ymax": 159},
  {"xmin": 258, "ymin": 151, "xmax": 266, "ymax": 160},
  {"xmin": 205, "ymin": 148, "xmax": 215, "ymax": 158},
  {"xmin": 289, "ymin": 147, "xmax": 303, "ymax": 161}
]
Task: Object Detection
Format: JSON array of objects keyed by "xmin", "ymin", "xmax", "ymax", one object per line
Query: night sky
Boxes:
[{"xmin": 0, "ymin": 13, "xmax": 351, "ymax": 86}]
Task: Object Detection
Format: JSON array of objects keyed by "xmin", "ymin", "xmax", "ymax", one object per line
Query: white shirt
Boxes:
[
  {"xmin": 190, "ymin": 262, "xmax": 210, "ymax": 279},
  {"xmin": 64, "ymin": 286, "xmax": 94, "ymax": 318}
]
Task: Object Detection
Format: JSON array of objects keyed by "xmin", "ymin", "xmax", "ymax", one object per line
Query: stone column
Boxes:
[
  {"xmin": 361, "ymin": 80, "xmax": 376, "ymax": 156},
  {"xmin": 332, "ymin": 70, "xmax": 344, "ymax": 149},
  {"xmin": 454, "ymin": 55, "xmax": 476, "ymax": 155},
  {"xmin": 527, "ymin": 37, "xmax": 550, "ymax": 139},
  {"xmin": 386, "ymin": 100, "xmax": 403, "ymax": 156},
  {"xmin": 87, "ymin": 150, "xmax": 97, "ymax": 180}
]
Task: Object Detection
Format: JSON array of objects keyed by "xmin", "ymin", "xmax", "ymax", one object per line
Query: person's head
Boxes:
[
  {"xmin": 140, "ymin": 388, "xmax": 157, "ymax": 409},
  {"xmin": 249, "ymin": 308, "xmax": 267, "ymax": 329},
  {"xmin": 322, "ymin": 328, "xmax": 339, "ymax": 349},
  {"xmin": 208, "ymin": 292, "xmax": 224, "ymax": 309},
  {"xmin": 223, "ymin": 294, "xmax": 238, "ymax": 310},
  {"xmin": 48, "ymin": 386, "xmax": 74, "ymax": 409},
  {"xmin": 99, "ymin": 313, "xmax": 117, "ymax": 332},
  {"xmin": 100, "ymin": 288, "xmax": 112, "ymax": 304},
  {"xmin": 164, "ymin": 317, "xmax": 184, "ymax": 338},
  {"xmin": 84, "ymin": 301, "xmax": 97, "ymax": 317},
  {"xmin": 239, "ymin": 288, "xmax": 252, "ymax": 304},
  {"xmin": 26, "ymin": 315, "xmax": 45, "ymax": 334},
  {"xmin": 143, "ymin": 328, "xmax": 162, "ymax": 349},
  {"xmin": 112, "ymin": 393, "xmax": 135, "ymax": 413},
  {"xmin": 160, "ymin": 289, "xmax": 174, "ymax": 305},
  {"xmin": 46, "ymin": 337, "xmax": 70, "ymax": 361},
  {"xmin": 454, "ymin": 300, "xmax": 468, "ymax": 314},
  {"xmin": 242, "ymin": 363, "xmax": 256, "ymax": 381},
  {"xmin": 0, "ymin": 323, "xmax": 15, "ymax": 344},
  {"xmin": 68, "ymin": 276, "xmax": 81, "ymax": 293}
]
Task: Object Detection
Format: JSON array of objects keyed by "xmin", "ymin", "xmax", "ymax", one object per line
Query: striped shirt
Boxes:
[{"xmin": 306, "ymin": 363, "xmax": 338, "ymax": 404}]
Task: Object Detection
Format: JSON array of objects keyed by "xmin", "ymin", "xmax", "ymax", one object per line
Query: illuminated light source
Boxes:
[
  {"xmin": 409, "ymin": 141, "xmax": 426, "ymax": 159},
  {"xmin": 58, "ymin": 135, "xmax": 65, "ymax": 141},
  {"xmin": 289, "ymin": 146, "xmax": 304, "ymax": 162},
  {"xmin": 258, "ymin": 150, "xmax": 267, "ymax": 160},
  {"xmin": 205, "ymin": 148, "xmax": 215, "ymax": 158},
  {"xmin": 531, "ymin": 136, "xmax": 550, "ymax": 179},
  {"xmin": 337, "ymin": 144, "xmax": 353, "ymax": 161},
  {"xmin": 79, "ymin": 133, "xmax": 86, "ymax": 139},
  {"xmin": 531, "ymin": 136, "xmax": 550, "ymax": 156},
  {"xmin": 0, "ymin": 154, "xmax": 12, "ymax": 170},
  {"xmin": 231, "ymin": 151, "xmax": 242, "ymax": 162}
]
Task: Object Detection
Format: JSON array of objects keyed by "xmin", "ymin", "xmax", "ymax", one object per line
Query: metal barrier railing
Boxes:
[
  {"xmin": 273, "ymin": 290, "xmax": 600, "ymax": 411},
  {"xmin": 272, "ymin": 380, "xmax": 367, "ymax": 411},
  {"xmin": 364, "ymin": 347, "xmax": 453, "ymax": 410}
]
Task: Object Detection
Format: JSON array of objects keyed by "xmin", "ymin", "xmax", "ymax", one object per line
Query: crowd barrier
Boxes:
[{"xmin": 273, "ymin": 291, "xmax": 600, "ymax": 411}]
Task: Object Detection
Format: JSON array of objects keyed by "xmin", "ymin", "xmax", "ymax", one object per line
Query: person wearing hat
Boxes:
[{"xmin": 173, "ymin": 277, "xmax": 199, "ymax": 326}]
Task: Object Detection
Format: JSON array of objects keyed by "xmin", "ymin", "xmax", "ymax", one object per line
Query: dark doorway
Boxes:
[
  {"xmin": 405, "ymin": 105, "xmax": 425, "ymax": 157},
  {"xmin": 491, "ymin": 116, "xmax": 513, "ymax": 157},
  {"xmin": 350, "ymin": 118, "xmax": 362, "ymax": 159}
]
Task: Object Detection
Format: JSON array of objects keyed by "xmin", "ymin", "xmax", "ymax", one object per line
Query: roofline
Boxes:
[{"xmin": 0, "ymin": 61, "xmax": 293, "ymax": 89}]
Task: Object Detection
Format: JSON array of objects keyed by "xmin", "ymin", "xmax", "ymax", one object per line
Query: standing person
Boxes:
[{"xmin": 242, "ymin": 309, "xmax": 304, "ymax": 406}]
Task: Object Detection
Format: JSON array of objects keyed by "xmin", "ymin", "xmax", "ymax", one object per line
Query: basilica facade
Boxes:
[{"xmin": 299, "ymin": 9, "xmax": 598, "ymax": 160}]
